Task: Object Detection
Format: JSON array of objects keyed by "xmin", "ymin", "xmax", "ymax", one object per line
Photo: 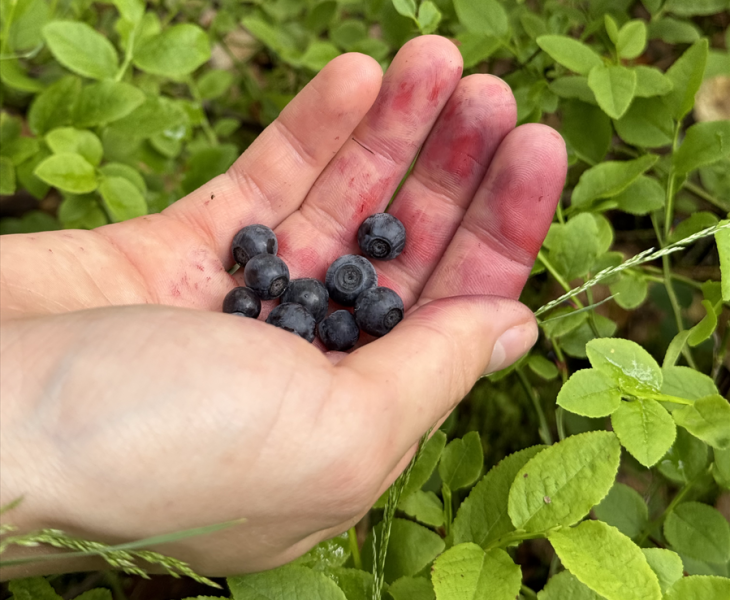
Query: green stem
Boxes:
[
  {"xmin": 517, "ymin": 367, "xmax": 553, "ymax": 445},
  {"xmin": 485, "ymin": 529, "xmax": 547, "ymax": 552},
  {"xmin": 663, "ymin": 121, "xmax": 682, "ymax": 239},
  {"xmin": 642, "ymin": 391, "xmax": 694, "ymax": 406},
  {"xmin": 713, "ymin": 322, "xmax": 730, "ymax": 382},
  {"xmin": 187, "ymin": 76, "xmax": 219, "ymax": 146},
  {"xmin": 442, "ymin": 484, "xmax": 453, "ymax": 537},
  {"xmin": 115, "ymin": 27, "xmax": 136, "ymax": 82},
  {"xmin": 521, "ymin": 584, "xmax": 539, "ymax": 599},
  {"xmin": 348, "ymin": 527, "xmax": 362, "ymax": 570},
  {"xmin": 661, "ymin": 254, "xmax": 697, "ymax": 369},
  {"xmin": 537, "ymin": 251, "xmax": 585, "ymax": 310},
  {"xmin": 0, "ymin": 0, "xmax": 18, "ymax": 56}
]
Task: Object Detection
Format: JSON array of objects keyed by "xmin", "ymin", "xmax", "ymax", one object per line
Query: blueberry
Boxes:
[
  {"xmin": 357, "ymin": 213, "xmax": 406, "ymax": 261},
  {"xmin": 325, "ymin": 254, "xmax": 378, "ymax": 306},
  {"xmin": 281, "ymin": 278, "xmax": 329, "ymax": 323},
  {"xmin": 266, "ymin": 303, "xmax": 316, "ymax": 342},
  {"xmin": 319, "ymin": 310, "xmax": 360, "ymax": 351},
  {"xmin": 354, "ymin": 287, "xmax": 404, "ymax": 337},
  {"xmin": 232, "ymin": 224, "xmax": 278, "ymax": 267},
  {"xmin": 222, "ymin": 286, "xmax": 261, "ymax": 318},
  {"xmin": 244, "ymin": 254, "xmax": 290, "ymax": 300}
]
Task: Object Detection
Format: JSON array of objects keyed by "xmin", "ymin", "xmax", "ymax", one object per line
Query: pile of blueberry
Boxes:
[{"xmin": 222, "ymin": 213, "xmax": 407, "ymax": 351}]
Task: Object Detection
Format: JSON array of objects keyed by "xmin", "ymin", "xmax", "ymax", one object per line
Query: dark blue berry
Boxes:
[
  {"xmin": 357, "ymin": 213, "xmax": 406, "ymax": 261},
  {"xmin": 266, "ymin": 303, "xmax": 316, "ymax": 342},
  {"xmin": 281, "ymin": 278, "xmax": 329, "ymax": 323},
  {"xmin": 319, "ymin": 310, "xmax": 360, "ymax": 351},
  {"xmin": 222, "ymin": 286, "xmax": 261, "ymax": 318},
  {"xmin": 325, "ymin": 254, "xmax": 377, "ymax": 306},
  {"xmin": 244, "ymin": 254, "xmax": 290, "ymax": 300},
  {"xmin": 354, "ymin": 287, "xmax": 404, "ymax": 337},
  {"xmin": 232, "ymin": 224, "xmax": 278, "ymax": 267}
]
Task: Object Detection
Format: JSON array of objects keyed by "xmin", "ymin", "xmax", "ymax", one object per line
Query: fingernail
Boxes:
[{"xmin": 483, "ymin": 321, "xmax": 538, "ymax": 375}]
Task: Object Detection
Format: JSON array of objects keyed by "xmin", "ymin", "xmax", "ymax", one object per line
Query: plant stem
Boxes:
[
  {"xmin": 663, "ymin": 120, "xmax": 682, "ymax": 239},
  {"xmin": 537, "ymin": 251, "xmax": 585, "ymax": 310},
  {"xmin": 521, "ymin": 584, "xmax": 539, "ymax": 599},
  {"xmin": 517, "ymin": 367, "xmax": 553, "ymax": 445},
  {"xmin": 348, "ymin": 526, "xmax": 362, "ymax": 570},
  {"xmin": 485, "ymin": 529, "xmax": 548, "ymax": 552},
  {"xmin": 441, "ymin": 484, "xmax": 453, "ymax": 537},
  {"xmin": 115, "ymin": 28, "xmax": 136, "ymax": 82},
  {"xmin": 713, "ymin": 322, "xmax": 730, "ymax": 382},
  {"xmin": 187, "ymin": 76, "xmax": 219, "ymax": 146}
]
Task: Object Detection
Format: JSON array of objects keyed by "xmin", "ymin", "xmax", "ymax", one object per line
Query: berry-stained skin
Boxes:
[
  {"xmin": 0, "ymin": 36, "xmax": 566, "ymax": 578},
  {"xmin": 231, "ymin": 224, "xmax": 278, "ymax": 267},
  {"xmin": 354, "ymin": 287, "xmax": 404, "ymax": 337},
  {"xmin": 222, "ymin": 286, "xmax": 261, "ymax": 319},
  {"xmin": 357, "ymin": 213, "xmax": 406, "ymax": 261},
  {"xmin": 281, "ymin": 278, "xmax": 329, "ymax": 323},
  {"xmin": 319, "ymin": 310, "xmax": 360, "ymax": 351},
  {"xmin": 325, "ymin": 254, "xmax": 378, "ymax": 306},
  {"xmin": 265, "ymin": 303, "xmax": 316, "ymax": 342},
  {"xmin": 243, "ymin": 254, "xmax": 290, "ymax": 300}
]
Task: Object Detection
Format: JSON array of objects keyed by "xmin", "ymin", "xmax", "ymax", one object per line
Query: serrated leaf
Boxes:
[
  {"xmin": 432, "ymin": 544, "xmax": 521, "ymax": 600},
  {"xmin": 34, "ymin": 153, "xmax": 97, "ymax": 193},
  {"xmin": 508, "ymin": 431, "xmax": 621, "ymax": 532},
  {"xmin": 387, "ymin": 577, "xmax": 434, "ymax": 600},
  {"xmin": 537, "ymin": 571, "xmax": 605, "ymax": 600},
  {"xmin": 561, "ymin": 100, "xmax": 612, "ymax": 165},
  {"xmin": 453, "ymin": 446, "xmax": 545, "ymax": 548},
  {"xmin": 673, "ymin": 395, "xmax": 730, "ymax": 449},
  {"xmin": 614, "ymin": 97, "xmax": 674, "ymax": 148},
  {"xmin": 324, "ymin": 567, "xmax": 373, "ymax": 600},
  {"xmin": 291, "ymin": 533, "xmax": 349, "ymax": 570},
  {"xmin": 439, "ymin": 431, "xmax": 483, "ymax": 492},
  {"xmin": 664, "ymin": 576, "xmax": 730, "ymax": 600},
  {"xmin": 0, "ymin": 156, "xmax": 16, "ymax": 195},
  {"xmin": 593, "ymin": 482, "xmax": 648, "ymax": 539},
  {"xmin": 571, "ymin": 155, "xmax": 658, "ymax": 208},
  {"xmin": 588, "ymin": 64, "xmax": 637, "ymax": 119},
  {"xmin": 664, "ymin": 501, "xmax": 730, "ymax": 563},
  {"xmin": 664, "ymin": 39, "xmax": 709, "ymax": 121},
  {"xmin": 537, "ymin": 35, "xmax": 603, "ymax": 76},
  {"xmin": 527, "ymin": 355, "xmax": 559, "ymax": 380},
  {"xmin": 46, "ymin": 127, "xmax": 103, "ymax": 166},
  {"xmin": 586, "ymin": 338, "xmax": 662, "ymax": 394},
  {"xmin": 401, "ymin": 430, "xmax": 447, "ymax": 500},
  {"xmin": 73, "ymin": 81, "xmax": 145, "ymax": 128},
  {"xmin": 557, "ymin": 369, "xmax": 622, "ymax": 418},
  {"xmin": 674, "ymin": 121, "xmax": 730, "ymax": 175},
  {"xmin": 400, "ymin": 490, "xmax": 444, "ymax": 527},
  {"xmin": 717, "ymin": 220, "xmax": 730, "ymax": 301},
  {"xmin": 609, "ymin": 174, "xmax": 664, "ymax": 215},
  {"xmin": 134, "ymin": 24, "xmax": 211, "ymax": 77},
  {"xmin": 633, "ymin": 66, "xmax": 673, "ymax": 97},
  {"xmin": 548, "ymin": 520, "xmax": 662, "ymax": 600},
  {"xmin": 8, "ymin": 577, "xmax": 62, "ymax": 600},
  {"xmin": 43, "ymin": 21, "xmax": 119, "ymax": 80},
  {"xmin": 714, "ymin": 447, "xmax": 730, "ymax": 489},
  {"xmin": 454, "ymin": 0, "xmax": 508, "ymax": 37},
  {"xmin": 110, "ymin": 97, "xmax": 187, "ymax": 138},
  {"xmin": 99, "ymin": 176, "xmax": 147, "ymax": 222},
  {"xmin": 658, "ymin": 427, "xmax": 709, "ymax": 484},
  {"xmin": 549, "ymin": 213, "xmax": 600, "ymax": 280},
  {"xmin": 642, "ymin": 548, "xmax": 683, "ymax": 594},
  {"xmin": 228, "ymin": 564, "xmax": 347, "ymax": 599},
  {"xmin": 611, "ymin": 399, "xmax": 676, "ymax": 467},
  {"xmin": 28, "ymin": 76, "xmax": 81, "ymax": 135}
]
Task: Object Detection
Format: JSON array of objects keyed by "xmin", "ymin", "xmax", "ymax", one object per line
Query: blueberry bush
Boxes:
[{"xmin": 1, "ymin": 0, "xmax": 730, "ymax": 599}]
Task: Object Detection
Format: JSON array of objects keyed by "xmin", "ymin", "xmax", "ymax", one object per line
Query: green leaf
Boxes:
[
  {"xmin": 673, "ymin": 395, "xmax": 730, "ymax": 449},
  {"xmin": 560, "ymin": 315, "xmax": 618, "ymax": 359},
  {"xmin": 28, "ymin": 76, "xmax": 82, "ymax": 136},
  {"xmin": 611, "ymin": 399, "xmax": 676, "ymax": 467},
  {"xmin": 649, "ymin": 17, "xmax": 701, "ymax": 44},
  {"xmin": 431, "ymin": 545, "xmax": 521, "ymax": 600},
  {"xmin": 571, "ymin": 155, "xmax": 658, "ymax": 208},
  {"xmin": 642, "ymin": 548, "xmax": 684, "ymax": 594},
  {"xmin": 299, "ymin": 41, "xmax": 341, "ymax": 72},
  {"xmin": 134, "ymin": 24, "xmax": 211, "ymax": 77},
  {"xmin": 0, "ymin": 59, "xmax": 44, "ymax": 93},
  {"xmin": 400, "ymin": 490, "xmax": 444, "ymax": 527},
  {"xmin": 454, "ymin": 0, "xmax": 509, "ymax": 37},
  {"xmin": 561, "ymin": 100, "xmax": 612, "ymax": 165},
  {"xmin": 180, "ymin": 144, "xmax": 238, "ymax": 195},
  {"xmin": 520, "ymin": 12, "xmax": 548, "ymax": 39},
  {"xmin": 43, "ymin": 21, "xmax": 119, "ymax": 80},
  {"xmin": 453, "ymin": 446, "xmax": 545, "ymax": 548},
  {"xmin": 324, "ymin": 568, "xmax": 373, "ymax": 600},
  {"xmin": 74, "ymin": 590, "xmax": 112, "ymax": 600},
  {"xmin": 609, "ymin": 271, "xmax": 648, "ymax": 309},
  {"xmin": 609, "ymin": 175, "xmax": 664, "ymax": 215},
  {"xmin": 668, "ymin": 212, "xmax": 719, "ymax": 244},
  {"xmin": 593, "ymin": 482, "xmax": 648, "ymax": 539},
  {"xmin": 633, "ymin": 66, "xmax": 673, "ymax": 97},
  {"xmin": 586, "ymin": 337, "xmax": 662, "ymax": 394},
  {"xmin": 392, "ymin": 0, "xmax": 416, "ymax": 19},
  {"xmin": 588, "ymin": 64, "xmax": 637, "ymax": 119},
  {"xmin": 714, "ymin": 447, "xmax": 730, "ymax": 490},
  {"xmin": 98, "ymin": 163, "xmax": 146, "ymax": 194},
  {"xmin": 537, "ymin": 571, "xmax": 605, "ymax": 600},
  {"xmin": 508, "ymin": 431, "xmax": 621, "ymax": 532},
  {"xmin": 387, "ymin": 577, "xmax": 434, "ymax": 600},
  {"xmin": 292, "ymin": 533, "xmax": 349, "ymax": 571},
  {"xmin": 658, "ymin": 427, "xmax": 710, "ymax": 484},
  {"xmin": 73, "ymin": 81, "xmax": 145, "ymax": 128},
  {"xmin": 401, "ymin": 430, "xmax": 447, "ymax": 501},
  {"xmin": 99, "ymin": 176, "xmax": 147, "ymax": 222},
  {"xmin": 438, "ymin": 431, "xmax": 483, "ymax": 492},
  {"xmin": 664, "ymin": 576, "xmax": 730, "ymax": 600},
  {"xmin": 58, "ymin": 194, "xmax": 107, "ymax": 229},
  {"xmin": 617, "ymin": 21, "xmax": 647, "ymax": 59},
  {"xmin": 34, "ymin": 153, "xmax": 97, "ymax": 194},
  {"xmin": 614, "ymin": 97, "xmax": 674, "ymax": 148},
  {"xmin": 549, "ymin": 213, "xmax": 600, "ymax": 280},
  {"xmin": 110, "ymin": 97, "xmax": 187, "ymax": 138},
  {"xmin": 557, "ymin": 369, "xmax": 622, "ymax": 418},
  {"xmin": 0, "ymin": 136, "xmax": 39, "ymax": 166},
  {"xmin": 527, "ymin": 355, "xmax": 559, "ymax": 380},
  {"xmin": 604, "ymin": 14, "xmax": 619, "ymax": 44},
  {"xmin": 305, "ymin": 2, "xmax": 338, "ymax": 35},
  {"xmin": 664, "ymin": 39, "xmax": 709, "ymax": 121},
  {"xmin": 662, "ymin": 366, "xmax": 719, "ymax": 402},
  {"xmin": 664, "ymin": 0, "xmax": 730, "ymax": 16},
  {"xmin": 197, "ymin": 70, "xmax": 234, "ymax": 100},
  {"xmin": 674, "ymin": 121, "xmax": 730, "ymax": 175},
  {"xmin": 717, "ymin": 220, "xmax": 730, "ymax": 301},
  {"xmin": 416, "ymin": 1, "xmax": 441, "ymax": 35},
  {"xmin": 0, "ymin": 156, "xmax": 16, "ymax": 196},
  {"xmin": 362, "ymin": 519, "xmax": 445, "ymax": 584},
  {"xmin": 110, "ymin": 0, "xmax": 144, "ymax": 24},
  {"xmin": 550, "ymin": 76, "xmax": 597, "ymax": 104},
  {"xmin": 228, "ymin": 564, "xmax": 347, "ymax": 600},
  {"xmin": 16, "ymin": 149, "xmax": 51, "ymax": 200},
  {"xmin": 664, "ymin": 501, "xmax": 730, "ymax": 563},
  {"xmin": 687, "ymin": 299, "xmax": 718, "ymax": 347},
  {"xmin": 8, "ymin": 577, "xmax": 62, "ymax": 600},
  {"xmin": 548, "ymin": 520, "xmax": 662, "ymax": 600},
  {"xmin": 537, "ymin": 35, "xmax": 603, "ymax": 76},
  {"xmin": 46, "ymin": 127, "xmax": 103, "ymax": 166},
  {"xmin": 241, "ymin": 16, "xmax": 298, "ymax": 57}
]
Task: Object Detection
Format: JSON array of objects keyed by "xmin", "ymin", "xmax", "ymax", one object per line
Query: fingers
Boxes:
[
  {"xmin": 419, "ymin": 123, "xmax": 567, "ymax": 303},
  {"xmin": 252, "ymin": 36, "xmax": 464, "ymax": 283},
  {"xmin": 165, "ymin": 53, "xmax": 384, "ymax": 263},
  {"xmin": 340, "ymin": 295, "xmax": 537, "ymax": 457}
]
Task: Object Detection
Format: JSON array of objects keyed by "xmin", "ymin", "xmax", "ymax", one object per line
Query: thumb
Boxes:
[{"xmin": 340, "ymin": 295, "xmax": 537, "ymax": 455}]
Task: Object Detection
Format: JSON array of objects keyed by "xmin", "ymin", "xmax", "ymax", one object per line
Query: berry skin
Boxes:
[
  {"xmin": 231, "ymin": 224, "xmax": 278, "ymax": 267},
  {"xmin": 354, "ymin": 287, "xmax": 404, "ymax": 337},
  {"xmin": 244, "ymin": 254, "xmax": 290, "ymax": 300},
  {"xmin": 319, "ymin": 310, "xmax": 360, "ymax": 351},
  {"xmin": 357, "ymin": 213, "xmax": 406, "ymax": 261},
  {"xmin": 325, "ymin": 254, "xmax": 378, "ymax": 306},
  {"xmin": 222, "ymin": 286, "xmax": 261, "ymax": 318},
  {"xmin": 266, "ymin": 303, "xmax": 316, "ymax": 342},
  {"xmin": 281, "ymin": 278, "xmax": 329, "ymax": 323}
]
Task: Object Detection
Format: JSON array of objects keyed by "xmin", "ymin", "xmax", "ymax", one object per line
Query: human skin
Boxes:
[{"xmin": 0, "ymin": 36, "xmax": 566, "ymax": 578}]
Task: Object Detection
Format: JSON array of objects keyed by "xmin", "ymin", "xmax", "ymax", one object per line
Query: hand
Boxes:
[{"xmin": 0, "ymin": 35, "xmax": 566, "ymax": 577}]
